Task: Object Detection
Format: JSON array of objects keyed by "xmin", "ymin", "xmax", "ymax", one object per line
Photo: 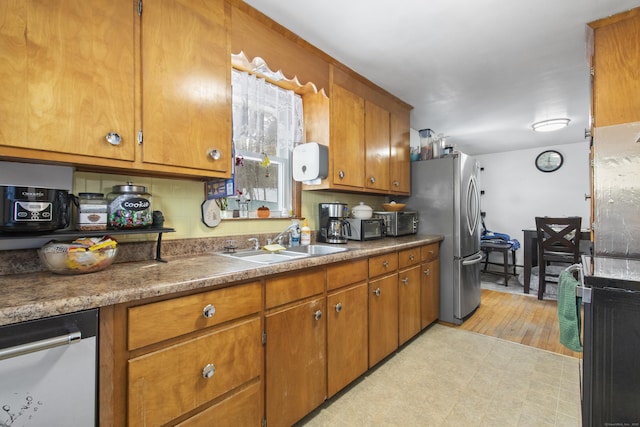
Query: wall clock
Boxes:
[{"xmin": 535, "ymin": 150, "xmax": 563, "ymax": 172}]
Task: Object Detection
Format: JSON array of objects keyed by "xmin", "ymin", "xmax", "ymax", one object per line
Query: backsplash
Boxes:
[{"xmin": 0, "ymin": 170, "xmax": 386, "ymax": 275}]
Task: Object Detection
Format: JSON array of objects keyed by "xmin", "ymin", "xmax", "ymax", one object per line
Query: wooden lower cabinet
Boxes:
[
  {"xmin": 175, "ymin": 380, "xmax": 262, "ymax": 427},
  {"xmin": 398, "ymin": 264, "xmax": 422, "ymax": 345},
  {"xmin": 327, "ymin": 281, "xmax": 369, "ymax": 397},
  {"xmin": 265, "ymin": 296, "xmax": 326, "ymax": 427},
  {"xmin": 128, "ymin": 317, "xmax": 262, "ymax": 426},
  {"xmin": 421, "ymin": 243, "xmax": 441, "ymax": 328},
  {"xmin": 368, "ymin": 273, "xmax": 399, "ymax": 367}
]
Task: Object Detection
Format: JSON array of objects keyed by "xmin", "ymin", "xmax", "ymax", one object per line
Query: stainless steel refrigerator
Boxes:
[{"xmin": 400, "ymin": 153, "xmax": 482, "ymax": 325}]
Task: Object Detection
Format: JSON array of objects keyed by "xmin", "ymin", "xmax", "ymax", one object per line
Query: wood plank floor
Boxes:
[{"xmin": 448, "ymin": 289, "xmax": 582, "ymax": 358}]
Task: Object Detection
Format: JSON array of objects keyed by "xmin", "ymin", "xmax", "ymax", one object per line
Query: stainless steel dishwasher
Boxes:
[{"xmin": 0, "ymin": 309, "xmax": 98, "ymax": 426}]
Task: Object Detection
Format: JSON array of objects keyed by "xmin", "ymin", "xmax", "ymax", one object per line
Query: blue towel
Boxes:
[{"xmin": 557, "ymin": 271, "xmax": 582, "ymax": 352}]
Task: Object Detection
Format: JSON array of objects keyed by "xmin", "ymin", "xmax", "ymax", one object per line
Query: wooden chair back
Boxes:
[{"xmin": 535, "ymin": 216, "xmax": 582, "ymax": 262}]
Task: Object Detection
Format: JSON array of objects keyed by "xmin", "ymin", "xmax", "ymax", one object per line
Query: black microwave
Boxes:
[{"xmin": 345, "ymin": 218, "xmax": 385, "ymax": 241}]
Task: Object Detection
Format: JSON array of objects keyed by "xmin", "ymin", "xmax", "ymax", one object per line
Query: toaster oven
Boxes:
[{"xmin": 372, "ymin": 211, "xmax": 418, "ymax": 236}]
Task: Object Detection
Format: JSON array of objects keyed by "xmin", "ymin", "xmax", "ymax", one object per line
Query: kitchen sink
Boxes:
[
  {"xmin": 217, "ymin": 249, "xmax": 310, "ymax": 264},
  {"xmin": 216, "ymin": 244, "xmax": 348, "ymax": 264},
  {"xmin": 284, "ymin": 244, "xmax": 348, "ymax": 256}
]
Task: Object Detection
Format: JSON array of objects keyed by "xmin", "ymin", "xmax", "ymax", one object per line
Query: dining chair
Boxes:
[{"xmin": 534, "ymin": 216, "xmax": 582, "ymax": 300}]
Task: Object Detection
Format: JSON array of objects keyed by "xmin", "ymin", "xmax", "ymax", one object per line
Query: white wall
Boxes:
[{"xmin": 475, "ymin": 141, "xmax": 591, "ymax": 267}]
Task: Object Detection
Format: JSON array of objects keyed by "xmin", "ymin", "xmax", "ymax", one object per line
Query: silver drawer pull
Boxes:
[
  {"xmin": 202, "ymin": 363, "xmax": 216, "ymax": 379},
  {"xmin": 402, "ymin": 277, "xmax": 409, "ymax": 285},
  {"xmin": 373, "ymin": 288, "xmax": 381, "ymax": 297},
  {"xmin": 409, "ymin": 254, "xmax": 415, "ymax": 261},
  {"xmin": 105, "ymin": 132, "xmax": 121, "ymax": 146},
  {"xmin": 208, "ymin": 149, "xmax": 221, "ymax": 160},
  {"xmin": 338, "ymin": 170, "xmax": 345, "ymax": 179},
  {"xmin": 314, "ymin": 310, "xmax": 323, "ymax": 321},
  {"xmin": 335, "ymin": 303, "xmax": 343, "ymax": 313},
  {"xmin": 0, "ymin": 331, "xmax": 82, "ymax": 361},
  {"xmin": 203, "ymin": 304, "xmax": 216, "ymax": 318},
  {"xmin": 383, "ymin": 261, "xmax": 389, "ymax": 268},
  {"xmin": 424, "ymin": 269, "xmax": 430, "ymax": 276}
]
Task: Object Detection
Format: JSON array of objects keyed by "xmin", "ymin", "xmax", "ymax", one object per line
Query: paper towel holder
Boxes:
[{"xmin": 292, "ymin": 142, "xmax": 328, "ymax": 184}]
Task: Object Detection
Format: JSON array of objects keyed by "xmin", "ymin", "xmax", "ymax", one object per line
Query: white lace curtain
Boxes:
[{"xmin": 231, "ymin": 69, "xmax": 304, "ymax": 158}]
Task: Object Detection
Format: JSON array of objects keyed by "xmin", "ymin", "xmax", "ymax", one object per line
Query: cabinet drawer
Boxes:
[
  {"xmin": 128, "ymin": 317, "xmax": 262, "ymax": 427},
  {"xmin": 128, "ymin": 281, "xmax": 262, "ymax": 350},
  {"xmin": 176, "ymin": 380, "xmax": 262, "ymax": 427},
  {"xmin": 265, "ymin": 267, "xmax": 325, "ymax": 309},
  {"xmin": 421, "ymin": 243, "xmax": 439, "ymax": 262},
  {"xmin": 369, "ymin": 252, "xmax": 398, "ymax": 278},
  {"xmin": 327, "ymin": 258, "xmax": 368, "ymax": 291},
  {"xmin": 398, "ymin": 247, "xmax": 421, "ymax": 269}
]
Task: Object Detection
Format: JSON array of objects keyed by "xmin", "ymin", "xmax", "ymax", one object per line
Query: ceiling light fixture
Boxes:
[{"xmin": 531, "ymin": 118, "xmax": 570, "ymax": 132}]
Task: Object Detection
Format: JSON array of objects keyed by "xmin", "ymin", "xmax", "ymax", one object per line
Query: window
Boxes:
[{"xmin": 231, "ymin": 69, "xmax": 303, "ymax": 216}]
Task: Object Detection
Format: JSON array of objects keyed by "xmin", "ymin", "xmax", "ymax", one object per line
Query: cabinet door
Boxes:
[
  {"xmin": 330, "ymin": 84, "xmax": 365, "ymax": 189},
  {"xmin": 327, "ymin": 282, "xmax": 368, "ymax": 397},
  {"xmin": 141, "ymin": 0, "xmax": 231, "ymax": 173},
  {"xmin": 399, "ymin": 265, "xmax": 421, "ymax": 345},
  {"xmin": 265, "ymin": 297, "xmax": 326, "ymax": 427},
  {"xmin": 389, "ymin": 111, "xmax": 411, "ymax": 194},
  {"xmin": 128, "ymin": 317, "xmax": 262, "ymax": 427},
  {"xmin": 368, "ymin": 273, "xmax": 398, "ymax": 367},
  {"xmin": 0, "ymin": 1, "xmax": 135, "ymax": 160},
  {"xmin": 592, "ymin": 12, "xmax": 640, "ymax": 127},
  {"xmin": 421, "ymin": 259, "xmax": 440, "ymax": 328},
  {"xmin": 365, "ymin": 100, "xmax": 390, "ymax": 192}
]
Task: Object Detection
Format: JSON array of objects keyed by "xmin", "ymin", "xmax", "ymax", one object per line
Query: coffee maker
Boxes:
[{"xmin": 318, "ymin": 202, "xmax": 349, "ymax": 244}]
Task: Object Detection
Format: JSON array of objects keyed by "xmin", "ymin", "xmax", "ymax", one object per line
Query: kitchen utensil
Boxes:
[{"xmin": 0, "ymin": 186, "xmax": 72, "ymax": 232}]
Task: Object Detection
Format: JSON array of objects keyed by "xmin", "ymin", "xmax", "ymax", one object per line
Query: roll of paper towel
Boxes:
[{"xmin": 292, "ymin": 142, "xmax": 328, "ymax": 183}]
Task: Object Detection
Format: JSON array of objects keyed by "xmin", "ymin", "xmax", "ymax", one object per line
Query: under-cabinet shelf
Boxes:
[{"xmin": 0, "ymin": 227, "xmax": 176, "ymax": 261}]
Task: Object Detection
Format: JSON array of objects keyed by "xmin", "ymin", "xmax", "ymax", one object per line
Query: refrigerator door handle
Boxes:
[
  {"xmin": 466, "ymin": 175, "xmax": 480, "ymax": 236},
  {"xmin": 461, "ymin": 252, "xmax": 484, "ymax": 265}
]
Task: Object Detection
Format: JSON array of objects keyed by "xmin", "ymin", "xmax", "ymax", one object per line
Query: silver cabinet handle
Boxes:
[
  {"xmin": 401, "ymin": 277, "xmax": 409, "ymax": 285},
  {"xmin": 370, "ymin": 176, "xmax": 376, "ymax": 184},
  {"xmin": 0, "ymin": 331, "xmax": 81, "ymax": 361},
  {"xmin": 383, "ymin": 260, "xmax": 389, "ymax": 268},
  {"xmin": 409, "ymin": 254, "xmax": 415, "ymax": 261},
  {"xmin": 424, "ymin": 269, "xmax": 430, "ymax": 276},
  {"xmin": 393, "ymin": 180, "xmax": 400, "ymax": 187},
  {"xmin": 208, "ymin": 149, "xmax": 221, "ymax": 160},
  {"xmin": 335, "ymin": 303, "xmax": 343, "ymax": 313},
  {"xmin": 338, "ymin": 170, "xmax": 345, "ymax": 179},
  {"xmin": 202, "ymin": 363, "xmax": 216, "ymax": 379},
  {"xmin": 203, "ymin": 304, "xmax": 216, "ymax": 318},
  {"xmin": 373, "ymin": 288, "xmax": 381, "ymax": 297},
  {"xmin": 314, "ymin": 310, "xmax": 322, "ymax": 321},
  {"xmin": 105, "ymin": 132, "xmax": 121, "ymax": 146}
]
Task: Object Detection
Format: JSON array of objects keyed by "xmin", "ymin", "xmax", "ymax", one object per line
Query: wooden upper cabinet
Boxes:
[
  {"xmin": 365, "ymin": 101, "xmax": 390, "ymax": 192},
  {"xmin": 141, "ymin": 0, "xmax": 231, "ymax": 174},
  {"xmin": 390, "ymin": 111, "xmax": 411, "ymax": 194},
  {"xmin": 330, "ymin": 84, "xmax": 366, "ymax": 189},
  {"xmin": 591, "ymin": 9, "xmax": 640, "ymax": 127},
  {"xmin": 0, "ymin": 0, "xmax": 135, "ymax": 161}
]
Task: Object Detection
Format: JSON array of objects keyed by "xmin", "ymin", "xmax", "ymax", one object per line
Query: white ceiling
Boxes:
[{"xmin": 243, "ymin": 0, "xmax": 640, "ymax": 155}]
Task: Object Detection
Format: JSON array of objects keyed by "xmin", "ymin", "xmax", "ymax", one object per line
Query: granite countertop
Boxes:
[{"xmin": 0, "ymin": 235, "xmax": 443, "ymax": 326}]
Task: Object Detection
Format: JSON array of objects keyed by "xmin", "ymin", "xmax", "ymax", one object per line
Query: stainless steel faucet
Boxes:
[
  {"xmin": 267, "ymin": 223, "xmax": 298, "ymax": 246},
  {"xmin": 247, "ymin": 238, "xmax": 260, "ymax": 250}
]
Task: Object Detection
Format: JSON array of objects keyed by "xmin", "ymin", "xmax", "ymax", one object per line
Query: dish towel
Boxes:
[{"xmin": 557, "ymin": 270, "xmax": 583, "ymax": 352}]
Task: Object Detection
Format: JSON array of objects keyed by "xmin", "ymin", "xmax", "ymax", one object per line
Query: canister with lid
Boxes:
[
  {"xmin": 107, "ymin": 183, "xmax": 152, "ymax": 229},
  {"xmin": 77, "ymin": 192, "xmax": 108, "ymax": 231}
]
